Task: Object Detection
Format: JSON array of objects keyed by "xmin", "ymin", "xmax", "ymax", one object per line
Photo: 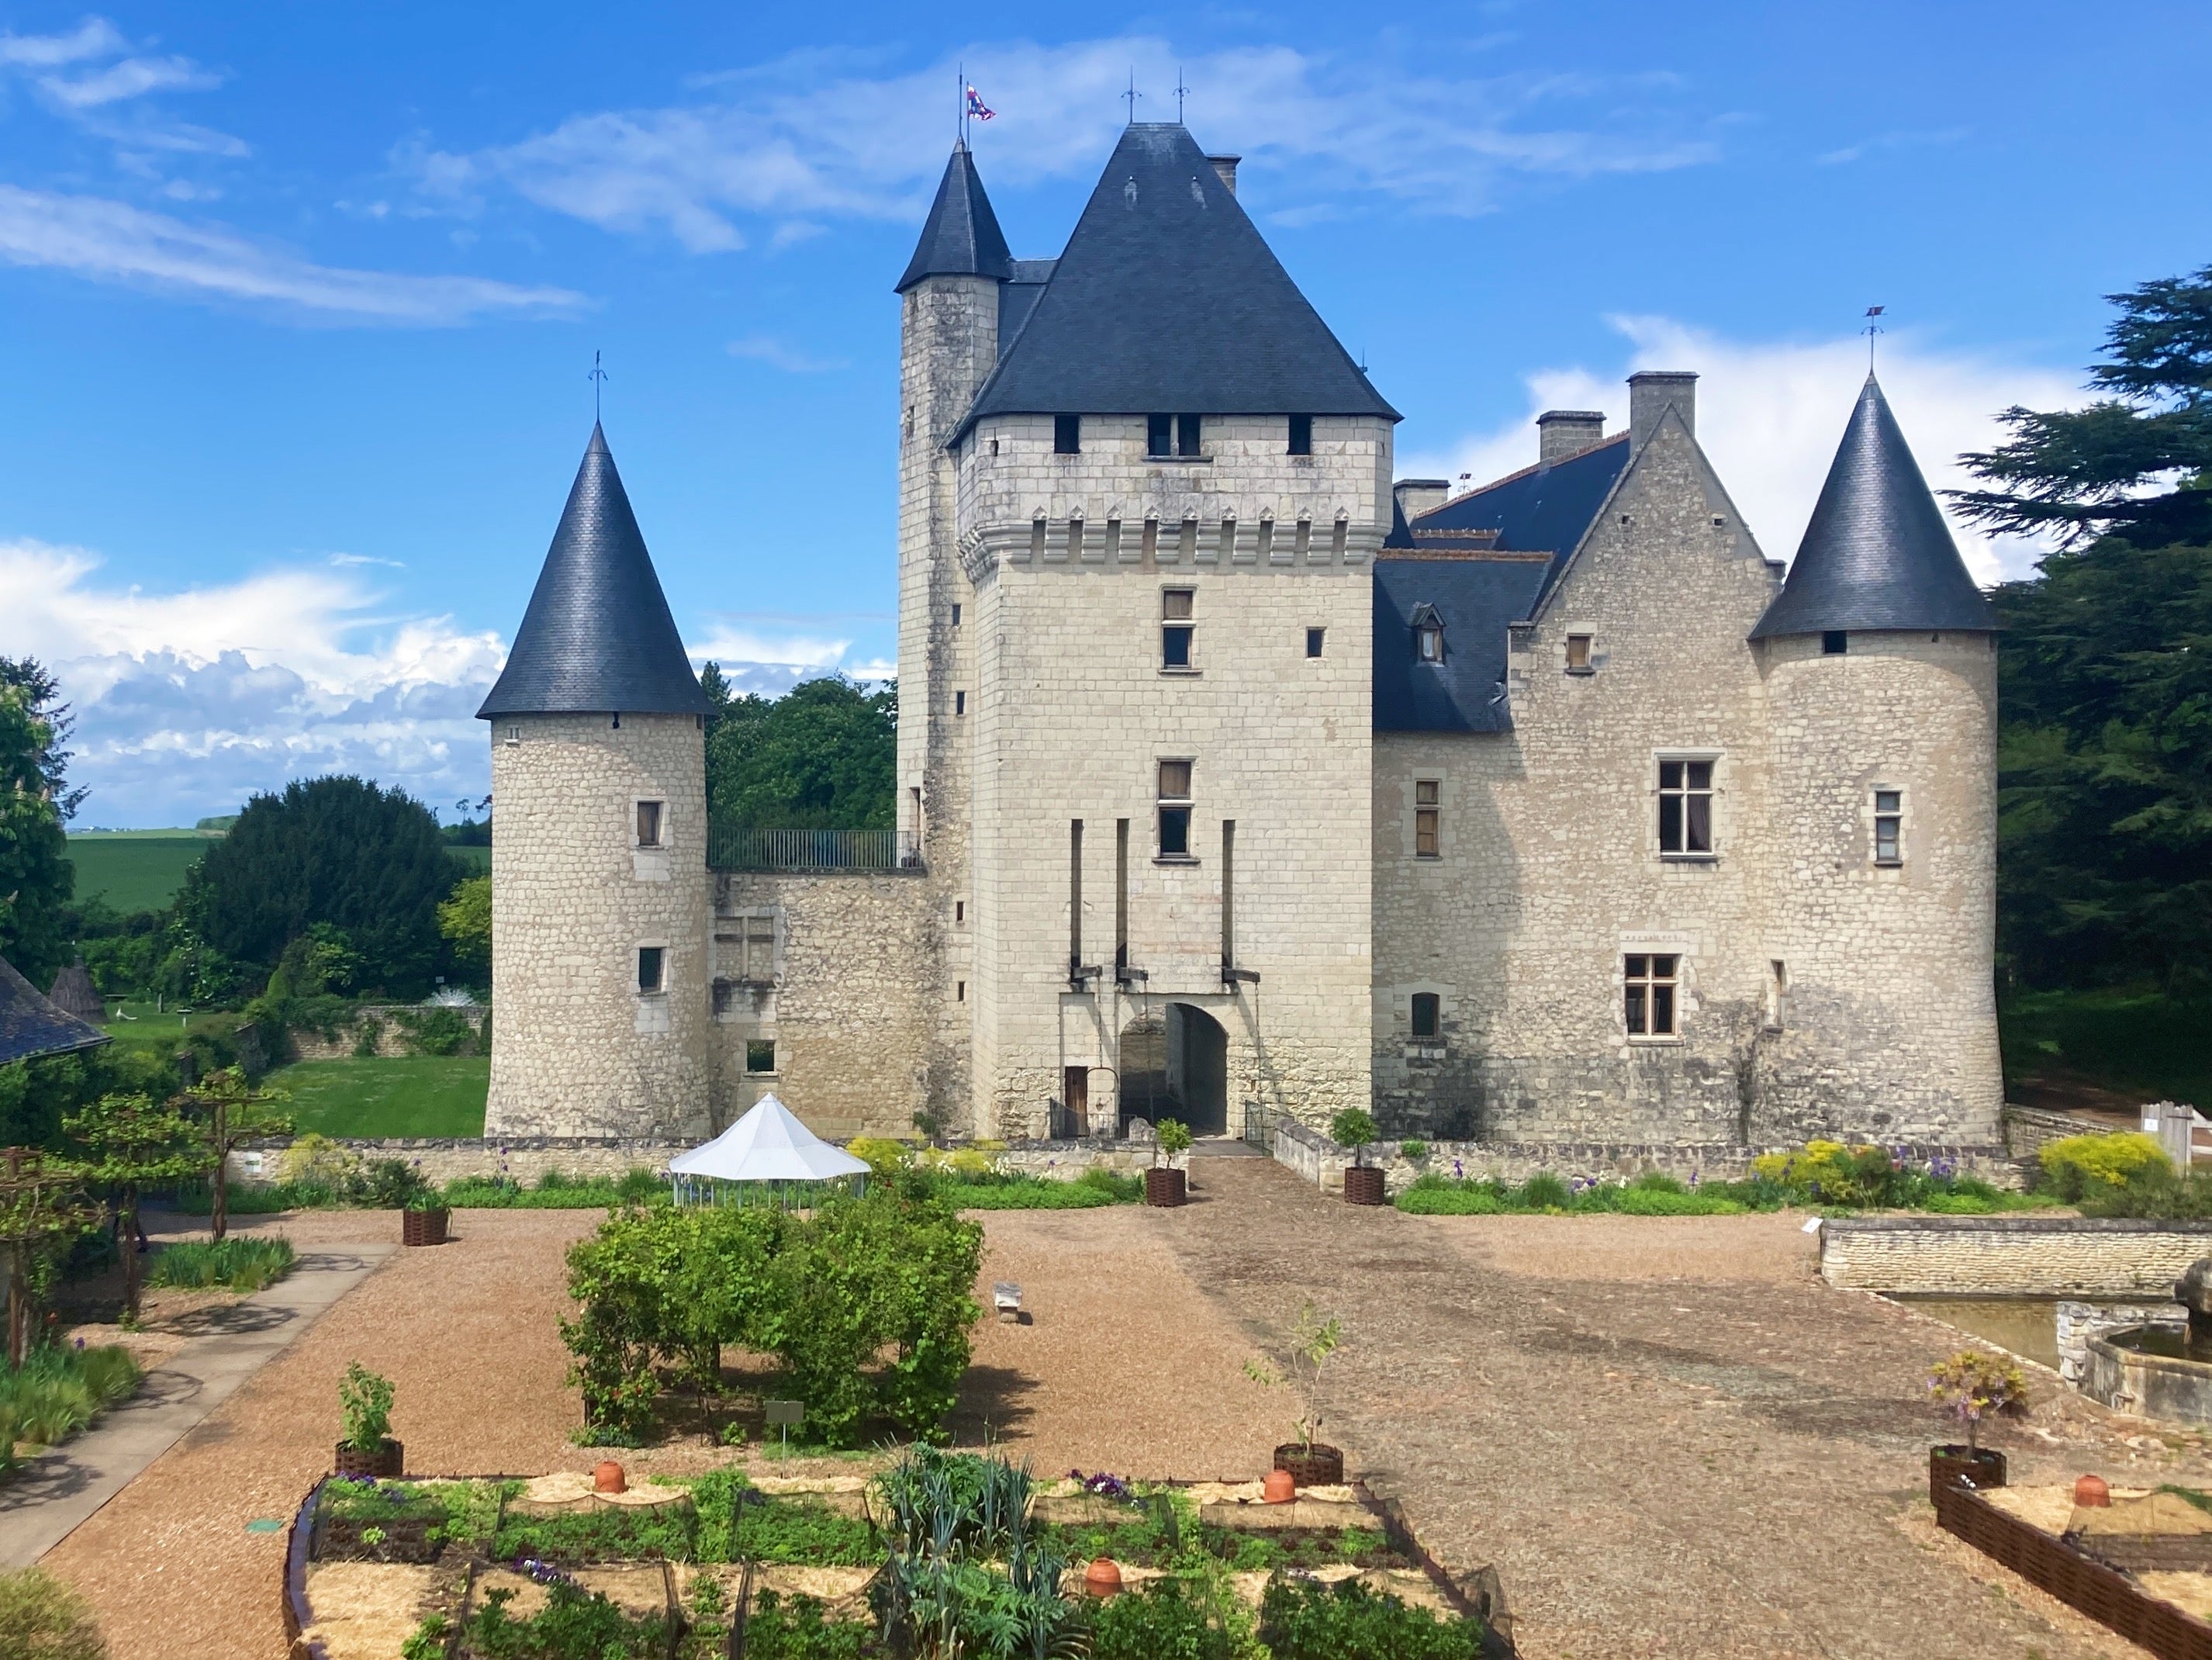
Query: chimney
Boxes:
[
  {"xmin": 1207, "ymin": 154, "xmax": 1241, "ymax": 196},
  {"xmin": 1536, "ymin": 410, "xmax": 1607, "ymax": 465},
  {"xmin": 1393, "ymin": 478, "xmax": 1450, "ymax": 524},
  {"xmin": 1628, "ymin": 371, "xmax": 1697, "ymax": 448}
]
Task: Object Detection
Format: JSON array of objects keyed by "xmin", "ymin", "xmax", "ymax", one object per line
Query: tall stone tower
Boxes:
[
  {"xmin": 478, "ymin": 424, "xmax": 710, "ymax": 1138},
  {"xmin": 1750, "ymin": 375, "xmax": 2003, "ymax": 1142}
]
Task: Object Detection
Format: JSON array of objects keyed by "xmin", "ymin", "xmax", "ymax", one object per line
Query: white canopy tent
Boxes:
[{"xmin": 666, "ymin": 1094, "xmax": 869, "ymax": 1206}]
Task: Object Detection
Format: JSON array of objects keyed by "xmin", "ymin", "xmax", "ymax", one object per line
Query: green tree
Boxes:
[
  {"xmin": 181, "ymin": 1067, "xmax": 295, "ymax": 1241},
  {"xmin": 0, "ymin": 684, "xmax": 75, "ymax": 986},
  {"xmin": 1954, "ymin": 268, "xmax": 2212, "ymax": 991},
  {"xmin": 0, "ymin": 1149, "xmax": 99, "ymax": 1368},
  {"xmin": 179, "ymin": 776, "xmax": 466, "ymax": 996},
  {"xmin": 703, "ymin": 673, "xmax": 897, "ymax": 830},
  {"xmin": 437, "ymin": 875, "xmax": 491, "ymax": 979},
  {"xmin": 64, "ymin": 1093, "xmax": 213, "ymax": 1321},
  {"xmin": 0, "ymin": 658, "xmax": 88, "ymax": 821}
]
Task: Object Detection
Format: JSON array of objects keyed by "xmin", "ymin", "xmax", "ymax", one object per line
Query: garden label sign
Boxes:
[{"xmin": 766, "ymin": 1398, "xmax": 804, "ymax": 1457}]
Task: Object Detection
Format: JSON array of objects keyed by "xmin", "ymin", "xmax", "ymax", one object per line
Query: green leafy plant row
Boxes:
[
  {"xmin": 147, "ymin": 1236, "xmax": 296, "ymax": 1292},
  {"xmin": 0, "ymin": 1343, "xmax": 143, "ymax": 1472}
]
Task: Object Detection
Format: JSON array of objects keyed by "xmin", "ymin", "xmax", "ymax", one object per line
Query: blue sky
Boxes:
[{"xmin": 2, "ymin": 1, "xmax": 2206, "ymax": 827}]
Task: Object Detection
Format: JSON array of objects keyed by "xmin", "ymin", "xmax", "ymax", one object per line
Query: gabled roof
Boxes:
[
  {"xmin": 479, "ymin": 424, "xmax": 707, "ymax": 721},
  {"xmin": 0, "ymin": 956, "xmax": 106, "ymax": 1067},
  {"xmin": 997, "ymin": 258, "xmax": 1056, "ymax": 351},
  {"xmin": 1374, "ymin": 557, "xmax": 1549, "ymax": 733},
  {"xmin": 1751, "ymin": 375, "xmax": 1995, "ymax": 639},
  {"xmin": 1392, "ymin": 433, "xmax": 1630, "ymax": 593},
  {"xmin": 47, "ymin": 960, "xmax": 105, "ymax": 1023},
  {"xmin": 895, "ymin": 143, "xmax": 1013, "ymax": 294},
  {"xmin": 956, "ymin": 124, "xmax": 1398, "ymax": 438}
]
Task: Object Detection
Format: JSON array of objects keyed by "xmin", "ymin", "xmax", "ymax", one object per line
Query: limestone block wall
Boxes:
[
  {"xmin": 710, "ymin": 870, "xmax": 936, "ymax": 1141},
  {"xmin": 1818, "ymin": 1216, "xmax": 2212, "ymax": 1296},
  {"xmin": 486, "ymin": 712, "xmax": 710, "ymax": 1139},
  {"xmin": 230, "ymin": 1136, "xmax": 683, "ymax": 1188},
  {"xmin": 288, "ymin": 1005, "xmax": 487, "ymax": 1061}
]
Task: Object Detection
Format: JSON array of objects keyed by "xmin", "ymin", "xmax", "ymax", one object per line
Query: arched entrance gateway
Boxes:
[{"xmin": 1116, "ymin": 1003, "xmax": 1229, "ymax": 1136}]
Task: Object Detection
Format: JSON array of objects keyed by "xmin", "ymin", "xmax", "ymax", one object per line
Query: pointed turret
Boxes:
[
  {"xmin": 895, "ymin": 142, "xmax": 1012, "ymax": 294},
  {"xmin": 479, "ymin": 424, "xmax": 706, "ymax": 718},
  {"xmin": 1751, "ymin": 375, "xmax": 1994, "ymax": 639}
]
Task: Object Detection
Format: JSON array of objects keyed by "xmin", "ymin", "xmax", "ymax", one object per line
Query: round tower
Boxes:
[
  {"xmin": 478, "ymin": 424, "xmax": 710, "ymax": 1139},
  {"xmin": 1751, "ymin": 375, "xmax": 2003, "ymax": 1148}
]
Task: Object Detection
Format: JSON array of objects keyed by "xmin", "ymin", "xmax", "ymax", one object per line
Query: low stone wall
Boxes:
[
  {"xmin": 1819, "ymin": 1216, "xmax": 2212, "ymax": 1297},
  {"xmin": 286, "ymin": 1005, "xmax": 488, "ymax": 1061},
  {"xmin": 2003, "ymin": 1104, "xmax": 2122, "ymax": 1162},
  {"xmin": 2057, "ymin": 1299, "xmax": 2184, "ymax": 1386}
]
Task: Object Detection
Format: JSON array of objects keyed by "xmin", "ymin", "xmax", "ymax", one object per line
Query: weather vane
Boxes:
[
  {"xmin": 1174, "ymin": 67, "xmax": 1191, "ymax": 124},
  {"xmin": 589, "ymin": 351, "xmax": 607, "ymax": 420},
  {"xmin": 1864, "ymin": 306, "xmax": 1885, "ymax": 372},
  {"xmin": 1122, "ymin": 69, "xmax": 1139, "ymax": 123}
]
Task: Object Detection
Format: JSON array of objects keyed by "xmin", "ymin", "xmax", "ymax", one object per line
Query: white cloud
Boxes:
[
  {"xmin": 687, "ymin": 625, "xmax": 852, "ymax": 672},
  {"xmin": 1398, "ymin": 317, "xmax": 2082, "ymax": 584},
  {"xmin": 414, "ymin": 37, "xmax": 1723, "ymax": 251},
  {"xmin": 727, "ymin": 334, "xmax": 846, "ymax": 374},
  {"xmin": 0, "ymin": 19, "xmax": 125, "ymax": 68},
  {"xmin": 41, "ymin": 53, "xmax": 215, "ymax": 108},
  {"xmin": 0, "ymin": 185, "xmax": 585, "ymax": 321}
]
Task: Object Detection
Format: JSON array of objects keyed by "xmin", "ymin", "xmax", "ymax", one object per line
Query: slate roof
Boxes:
[
  {"xmin": 478, "ymin": 424, "xmax": 707, "ymax": 720},
  {"xmin": 956, "ymin": 124, "xmax": 1398, "ymax": 438},
  {"xmin": 1374, "ymin": 557, "xmax": 1549, "ymax": 733},
  {"xmin": 1751, "ymin": 375, "xmax": 1996, "ymax": 639},
  {"xmin": 894, "ymin": 143, "xmax": 1012, "ymax": 293},
  {"xmin": 0, "ymin": 955, "xmax": 106, "ymax": 1067},
  {"xmin": 47, "ymin": 960, "xmax": 105, "ymax": 1023},
  {"xmin": 1391, "ymin": 433, "xmax": 1630, "ymax": 596},
  {"xmin": 997, "ymin": 258, "xmax": 1056, "ymax": 349}
]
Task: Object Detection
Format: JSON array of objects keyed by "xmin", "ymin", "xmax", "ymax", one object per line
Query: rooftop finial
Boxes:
[
  {"xmin": 1122, "ymin": 69, "xmax": 1139, "ymax": 124},
  {"xmin": 589, "ymin": 350, "xmax": 607, "ymax": 421},
  {"xmin": 1174, "ymin": 67, "xmax": 1190, "ymax": 124},
  {"xmin": 1864, "ymin": 304, "xmax": 1885, "ymax": 373}
]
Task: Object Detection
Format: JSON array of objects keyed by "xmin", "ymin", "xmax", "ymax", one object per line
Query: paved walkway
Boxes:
[
  {"xmin": 0, "ymin": 1245, "xmax": 394, "ymax": 1568},
  {"xmin": 1158, "ymin": 1159, "xmax": 2166, "ymax": 1660}
]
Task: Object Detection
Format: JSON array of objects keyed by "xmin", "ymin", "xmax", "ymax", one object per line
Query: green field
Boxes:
[
  {"xmin": 65, "ymin": 831, "xmax": 218, "ymax": 912},
  {"xmin": 267, "ymin": 1056, "xmax": 489, "ymax": 1137},
  {"xmin": 450, "ymin": 845, "xmax": 491, "ymax": 873}
]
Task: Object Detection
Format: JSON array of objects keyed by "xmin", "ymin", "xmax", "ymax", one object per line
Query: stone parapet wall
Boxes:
[
  {"xmin": 1819, "ymin": 1216, "xmax": 2212, "ymax": 1296},
  {"xmin": 287, "ymin": 1005, "xmax": 488, "ymax": 1061}
]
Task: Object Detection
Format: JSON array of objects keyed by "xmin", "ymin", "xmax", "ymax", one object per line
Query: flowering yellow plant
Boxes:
[{"xmin": 1928, "ymin": 1350, "xmax": 2028, "ymax": 1451}]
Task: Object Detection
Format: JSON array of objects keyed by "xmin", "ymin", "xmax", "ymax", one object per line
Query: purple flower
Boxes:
[
  {"xmin": 73, "ymin": 1337, "xmax": 85, "ymax": 1350},
  {"xmin": 1452, "ymin": 1158, "xmax": 1464, "ymax": 1180}
]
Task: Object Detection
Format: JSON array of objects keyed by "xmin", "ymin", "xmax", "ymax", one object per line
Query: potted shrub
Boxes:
[
  {"xmin": 334, "ymin": 1361, "xmax": 403, "ymax": 1478},
  {"xmin": 1146, "ymin": 1119, "xmax": 1192, "ymax": 1208},
  {"xmin": 1332, "ymin": 1110, "xmax": 1384, "ymax": 1206},
  {"xmin": 1245, "ymin": 1302, "xmax": 1346, "ymax": 1487},
  {"xmin": 1927, "ymin": 1349, "xmax": 2027, "ymax": 1499},
  {"xmin": 402, "ymin": 1192, "xmax": 449, "ymax": 1247}
]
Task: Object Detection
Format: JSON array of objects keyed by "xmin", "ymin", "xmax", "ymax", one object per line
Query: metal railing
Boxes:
[{"xmin": 707, "ymin": 824, "xmax": 921, "ymax": 873}]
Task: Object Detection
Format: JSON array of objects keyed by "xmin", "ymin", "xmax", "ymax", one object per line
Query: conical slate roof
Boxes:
[
  {"xmin": 0, "ymin": 956, "xmax": 105, "ymax": 1067},
  {"xmin": 1751, "ymin": 375, "xmax": 1995, "ymax": 640},
  {"xmin": 478, "ymin": 424, "xmax": 707, "ymax": 719},
  {"xmin": 47, "ymin": 960, "xmax": 105, "ymax": 1023},
  {"xmin": 956, "ymin": 124, "xmax": 1398, "ymax": 438},
  {"xmin": 895, "ymin": 143, "xmax": 1012, "ymax": 293}
]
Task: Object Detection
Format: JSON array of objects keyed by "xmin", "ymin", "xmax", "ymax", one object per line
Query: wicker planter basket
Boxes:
[
  {"xmin": 402, "ymin": 1208, "xmax": 449, "ymax": 1247},
  {"xmin": 1274, "ymin": 1442, "xmax": 1345, "ymax": 1486},
  {"xmin": 1144, "ymin": 1167, "xmax": 1187, "ymax": 1209},
  {"xmin": 1930, "ymin": 1445, "xmax": 2006, "ymax": 1502},
  {"xmin": 1343, "ymin": 1167, "xmax": 1387, "ymax": 1206},
  {"xmin": 333, "ymin": 1438, "xmax": 403, "ymax": 1479}
]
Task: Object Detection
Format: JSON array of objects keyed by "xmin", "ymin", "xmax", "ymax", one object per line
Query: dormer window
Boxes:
[{"xmin": 1411, "ymin": 603, "xmax": 1445, "ymax": 663}]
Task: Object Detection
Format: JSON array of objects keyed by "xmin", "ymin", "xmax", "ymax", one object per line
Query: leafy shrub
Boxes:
[
  {"xmin": 464, "ymin": 1579, "xmax": 669, "ymax": 1658},
  {"xmin": 1091, "ymin": 1577, "xmax": 1240, "ymax": 1660},
  {"xmin": 2040, "ymin": 1132, "xmax": 2171, "ymax": 1202},
  {"xmin": 1518, "ymin": 1172, "xmax": 1571, "ymax": 1210},
  {"xmin": 0, "ymin": 1345, "xmax": 142, "ymax": 1448},
  {"xmin": 339, "ymin": 1362, "xmax": 395, "ymax": 1452},
  {"xmin": 1396, "ymin": 1184, "xmax": 1509, "ymax": 1216},
  {"xmin": 393, "ymin": 1006, "xmax": 475, "ymax": 1057},
  {"xmin": 925, "ymin": 1167, "xmax": 1142, "ymax": 1209},
  {"xmin": 1629, "ymin": 1169, "xmax": 1687, "ymax": 1195},
  {"xmin": 2077, "ymin": 1165, "xmax": 2212, "ymax": 1219},
  {"xmin": 845, "ymin": 1136, "xmax": 914, "ymax": 1176},
  {"xmin": 345, "ymin": 1157, "xmax": 438, "ymax": 1210},
  {"xmin": 1256, "ymin": 1575, "xmax": 1481, "ymax": 1659},
  {"xmin": 148, "ymin": 1236, "xmax": 296, "ymax": 1291},
  {"xmin": 1329, "ymin": 1109, "xmax": 1377, "ymax": 1152},
  {"xmin": 350, "ymin": 1016, "xmax": 384, "ymax": 1059},
  {"xmin": 1399, "ymin": 1140, "xmax": 1429, "ymax": 1164},
  {"xmin": 731, "ymin": 1590, "xmax": 875, "ymax": 1659},
  {"xmin": 278, "ymin": 1132, "xmax": 359, "ymax": 1189},
  {"xmin": 0, "ymin": 1568, "xmax": 106, "ymax": 1660}
]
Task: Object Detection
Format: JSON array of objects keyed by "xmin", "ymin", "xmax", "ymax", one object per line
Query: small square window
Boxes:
[
  {"xmin": 1306, "ymin": 627, "xmax": 1325, "ymax": 659},
  {"xmin": 745, "ymin": 1038, "xmax": 776, "ymax": 1074},
  {"xmin": 1163, "ymin": 589, "xmax": 1194, "ymax": 620},
  {"xmin": 1054, "ymin": 414, "xmax": 1081, "ymax": 454},
  {"xmin": 1287, "ymin": 414, "xmax": 1313, "ymax": 455},
  {"xmin": 1147, "ymin": 413, "xmax": 1173, "ymax": 457},
  {"xmin": 1159, "ymin": 759, "xmax": 1192, "ymax": 800},
  {"xmin": 1625, "ymin": 953, "xmax": 1678, "ymax": 1038},
  {"xmin": 1410, "ymin": 992, "xmax": 1440, "ymax": 1039},
  {"xmin": 1177, "ymin": 413, "xmax": 1202, "ymax": 457},
  {"xmin": 1823, "ymin": 631, "xmax": 1848, "ymax": 655},
  {"xmin": 637, "ymin": 946, "xmax": 666, "ymax": 994},
  {"xmin": 636, "ymin": 800, "xmax": 664, "ymax": 847},
  {"xmin": 1565, "ymin": 634, "xmax": 1592, "ymax": 673}
]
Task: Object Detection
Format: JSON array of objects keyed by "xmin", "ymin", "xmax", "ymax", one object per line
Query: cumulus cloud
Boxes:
[
  {"xmin": 1397, "ymin": 317, "xmax": 2082, "ymax": 584},
  {"xmin": 0, "ymin": 185, "xmax": 585, "ymax": 321},
  {"xmin": 0, "ymin": 19, "xmax": 126, "ymax": 67},
  {"xmin": 413, "ymin": 38, "xmax": 1724, "ymax": 251}
]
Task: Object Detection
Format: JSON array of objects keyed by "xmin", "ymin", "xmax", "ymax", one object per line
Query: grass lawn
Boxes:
[
  {"xmin": 2001, "ymin": 987, "xmax": 2212, "ymax": 1112},
  {"xmin": 268, "ymin": 1055, "xmax": 489, "ymax": 1137},
  {"xmin": 65, "ymin": 832, "xmax": 217, "ymax": 912}
]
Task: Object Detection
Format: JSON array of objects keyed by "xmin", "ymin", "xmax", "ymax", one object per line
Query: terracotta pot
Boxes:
[
  {"xmin": 1144, "ymin": 1167, "xmax": 1187, "ymax": 1209},
  {"xmin": 1343, "ymin": 1167, "xmax": 1387, "ymax": 1207},
  {"xmin": 1262, "ymin": 1469, "xmax": 1296, "ymax": 1504},
  {"xmin": 1929, "ymin": 1445, "xmax": 2006, "ymax": 1503},
  {"xmin": 594, "ymin": 1461, "xmax": 627, "ymax": 1494},
  {"xmin": 334, "ymin": 1438, "xmax": 403, "ymax": 1479},
  {"xmin": 402, "ymin": 1208, "xmax": 449, "ymax": 1247},
  {"xmin": 1274, "ymin": 1442, "xmax": 1344, "ymax": 1487},
  {"xmin": 2075, "ymin": 1473, "xmax": 2111, "ymax": 1508},
  {"xmin": 1084, "ymin": 1558, "xmax": 1123, "ymax": 1599}
]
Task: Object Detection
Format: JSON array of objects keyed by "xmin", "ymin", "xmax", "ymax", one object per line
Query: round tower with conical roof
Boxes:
[
  {"xmin": 478, "ymin": 424, "xmax": 710, "ymax": 1138},
  {"xmin": 1751, "ymin": 375, "xmax": 2002, "ymax": 1144}
]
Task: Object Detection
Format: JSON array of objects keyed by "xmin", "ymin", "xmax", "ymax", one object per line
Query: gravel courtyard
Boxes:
[{"xmin": 36, "ymin": 1168, "xmax": 2212, "ymax": 1659}]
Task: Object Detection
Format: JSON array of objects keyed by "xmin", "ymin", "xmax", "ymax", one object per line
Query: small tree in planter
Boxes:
[
  {"xmin": 336, "ymin": 1361, "xmax": 403, "ymax": 1477},
  {"xmin": 1927, "ymin": 1349, "xmax": 2027, "ymax": 1497},
  {"xmin": 1245, "ymin": 1302, "xmax": 1346, "ymax": 1487},
  {"xmin": 1146, "ymin": 1119, "xmax": 1193, "ymax": 1208},
  {"xmin": 1330, "ymin": 1110, "xmax": 1384, "ymax": 1205},
  {"xmin": 182, "ymin": 1067, "xmax": 294, "ymax": 1242}
]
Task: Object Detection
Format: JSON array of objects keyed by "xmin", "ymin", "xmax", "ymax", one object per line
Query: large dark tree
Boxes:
[
  {"xmin": 1955, "ymin": 268, "xmax": 2212, "ymax": 994},
  {"xmin": 180, "ymin": 776, "xmax": 463, "ymax": 995},
  {"xmin": 0, "ymin": 678, "xmax": 75, "ymax": 984},
  {"xmin": 703, "ymin": 671, "xmax": 897, "ymax": 831}
]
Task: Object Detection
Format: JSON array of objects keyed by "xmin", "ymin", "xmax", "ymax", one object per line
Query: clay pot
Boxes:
[
  {"xmin": 1343, "ymin": 1167, "xmax": 1387, "ymax": 1207},
  {"xmin": 1144, "ymin": 1167, "xmax": 1187, "ymax": 1209},
  {"xmin": 1262, "ymin": 1469, "xmax": 1296, "ymax": 1504},
  {"xmin": 1274, "ymin": 1442, "xmax": 1345, "ymax": 1487},
  {"xmin": 1084, "ymin": 1558, "xmax": 1123, "ymax": 1599},
  {"xmin": 334, "ymin": 1439, "xmax": 403, "ymax": 1479},
  {"xmin": 1928, "ymin": 1445, "xmax": 2006, "ymax": 1503},
  {"xmin": 2075, "ymin": 1473, "xmax": 2112, "ymax": 1508},
  {"xmin": 594, "ymin": 1461, "xmax": 627, "ymax": 1494},
  {"xmin": 403, "ymin": 1208, "xmax": 449, "ymax": 1247}
]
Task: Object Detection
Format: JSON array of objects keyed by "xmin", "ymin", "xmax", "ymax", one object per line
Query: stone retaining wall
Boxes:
[
  {"xmin": 285, "ymin": 1005, "xmax": 488, "ymax": 1062},
  {"xmin": 1819, "ymin": 1216, "xmax": 2212, "ymax": 1296},
  {"xmin": 2002, "ymin": 1104, "xmax": 2124, "ymax": 1161}
]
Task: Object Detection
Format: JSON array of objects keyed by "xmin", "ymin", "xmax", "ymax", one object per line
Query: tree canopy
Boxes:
[
  {"xmin": 0, "ymin": 677, "xmax": 75, "ymax": 986},
  {"xmin": 1966, "ymin": 267, "xmax": 2212, "ymax": 993},
  {"xmin": 702, "ymin": 669, "xmax": 897, "ymax": 831},
  {"xmin": 179, "ymin": 776, "xmax": 465, "ymax": 996}
]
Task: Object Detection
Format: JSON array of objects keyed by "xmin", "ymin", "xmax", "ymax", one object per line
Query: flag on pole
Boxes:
[
  {"xmin": 966, "ymin": 85, "xmax": 994, "ymax": 121},
  {"xmin": 1865, "ymin": 305, "xmax": 1885, "ymax": 317}
]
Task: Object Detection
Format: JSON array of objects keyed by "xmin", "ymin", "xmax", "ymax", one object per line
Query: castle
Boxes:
[{"xmin": 479, "ymin": 123, "xmax": 2003, "ymax": 1159}]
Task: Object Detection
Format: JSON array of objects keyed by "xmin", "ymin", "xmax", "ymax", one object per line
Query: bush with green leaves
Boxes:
[
  {"xmin": 1091, "ymin": 1578, "xmax": 1240, "ymax": 1660},
  {"xmin": 344, "ymin": 1157, "xmax": 439, "ymax": 1211},
  {"xmin": 147, "ymin": 1236, "xmax": 296, "ymax": 1292},
  {"xmin": 0, "ymin": 1567, "xmax": 107, "ymax": 1660},
  {"xmin": 339, "ymin": 1361, "xmax": 396, "ymax": 1453},
  {"xmin": 1329, "ymin": 1109, "xmax": 1378, "ymax": 1166},
  {"xmin": 393, "ymin": 1005, "xmax": 476, "ymax": 1057},
  {"xmin": 1256, "ymin": 1575, "xmax": 1481, "ymax": 1659},
  {"xmin": 2039, "ymin": 1132, "xmax": 2172, "ymax": 1201},
  {"xmin": 0, "ymin": 1344, "xmax": 141, "ymax": 1456}
]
